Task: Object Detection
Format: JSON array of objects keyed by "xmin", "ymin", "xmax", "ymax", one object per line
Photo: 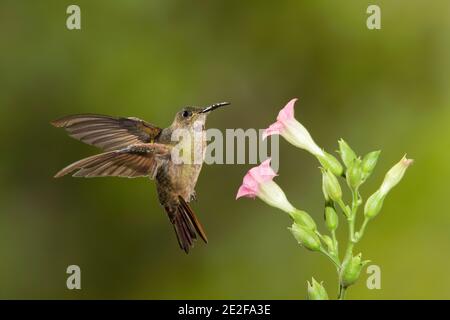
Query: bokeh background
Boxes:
[{"xmin": 0, "ymin": 0, "xmax": 449, "ymax": 299}]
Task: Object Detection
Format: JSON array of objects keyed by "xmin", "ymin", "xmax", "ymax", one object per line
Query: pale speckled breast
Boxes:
[
  {"xmin": 155, "ymin": 160, "xmax": 203, "ymax": 208},
  {"xmin": 155, "ymin": 128, "xmax": 206, "ymax": 206},
  {"xmin": 169, "ymin": 162, "xmax": 202, "ymax": 198}
]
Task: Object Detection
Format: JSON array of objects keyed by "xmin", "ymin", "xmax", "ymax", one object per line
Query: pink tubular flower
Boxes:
[
  {"xmin": 236, "ymin": 158, "xmax": 295, "ymax": 213},
  {"xmin": 236, "ymin": 158, "xmax": 276, "ymax": 199},
  {"xmin": 263, "ymin": 98, "xmax": 324, "ymax": 158}
]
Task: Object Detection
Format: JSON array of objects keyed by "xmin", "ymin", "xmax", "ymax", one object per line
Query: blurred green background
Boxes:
[{"xmin": 0, "ymin": 0, "xmax": 449, "ymax": 299}]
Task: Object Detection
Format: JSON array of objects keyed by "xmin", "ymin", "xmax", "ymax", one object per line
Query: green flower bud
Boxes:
[
  {"xmin": 364, "ymin": 190, "xmax": 385, "ymax": 219},
  {"xmin": 321, "ymin": 235, "xmax": 334, "ymax": 253},
  {"xmin": 307, "ymin": 278, "xmax": 329, "ymax": 300},
  {"xmin": 361, "ymin": 150, "xmax": 381, "ymax": 179},
  {"xmin": 289, "ymin": 209, "xmax": 317, "ymax": 231},
  {"xmin": 338, "ymin": 139, "xmax": 357, "ymax": 168},
  {"xmin": 318, "ymin": 152, "xmax": 344, "ymax": 176},
  {"xmin": 325, "ymin": 206, "xmax": 338, "ymax": 231},
  {"xmin": 346, "ymin": 158, "xmax": 363, "ymax": 189},
  {"xmin": 289, "ymin": 223, "xmax": 321, "ymax": 251},
  {"xmin": 341, "ymin": 253, "xmax": 370, "ymax": 288},
  {"xmin": 321, "ymin": 169, "xmax": 342, "ymax": 202},
  {"xmin": 322, "ymin": 174, "xmax": 330, "ymax": 202}
]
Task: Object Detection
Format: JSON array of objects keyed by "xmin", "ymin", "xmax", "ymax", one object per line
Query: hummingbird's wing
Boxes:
[
  {"xmin": 54, "ymin": 143, "xmax": 170, "ymax": 179},
  {"xmin": 51, "ymin": 114, "xmax": 162, "ymax": 151}
]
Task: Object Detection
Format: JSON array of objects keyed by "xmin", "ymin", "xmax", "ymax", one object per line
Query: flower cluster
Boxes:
[{"xmin": 236, "ymin": 98, "xmax": 413, "ymax": 300}]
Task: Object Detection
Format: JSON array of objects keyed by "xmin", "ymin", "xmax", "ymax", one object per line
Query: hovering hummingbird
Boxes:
[{"xmin": 51, "ymin": 102, "xmax": 230, "ymax": 253}]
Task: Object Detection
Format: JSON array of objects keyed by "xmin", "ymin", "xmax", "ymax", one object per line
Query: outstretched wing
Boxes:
[
  {"xmin": 51, "ymin": 114, "xmax": 162, "ymax": 151},
  {"xmin": 54, "ymin": 143, "xmax": 170, "ymax": 179}
]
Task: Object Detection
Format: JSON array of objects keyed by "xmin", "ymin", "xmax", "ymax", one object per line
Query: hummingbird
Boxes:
[{"xmin": 51, "ymin": 102, "xmax": 230, "ymax": 253}]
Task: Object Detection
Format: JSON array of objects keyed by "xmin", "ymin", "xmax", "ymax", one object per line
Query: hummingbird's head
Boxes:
[{"xmin": 173, "ymin": 102, "xmax": 230, "ymax": 128}]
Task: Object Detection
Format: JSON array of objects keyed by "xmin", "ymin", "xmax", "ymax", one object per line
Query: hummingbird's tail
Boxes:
[{"xmin": 167, "ymin": 196, "xmax": 208, "ymax": 254}]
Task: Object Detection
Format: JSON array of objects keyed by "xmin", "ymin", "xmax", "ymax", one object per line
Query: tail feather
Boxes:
[
  {"xmin": 168, "ymin": 196, "xmax": 208, "ymax": 253},
  {"xmin": 178, "ymin": 196, "xmax": 208, "ymax": 243}
]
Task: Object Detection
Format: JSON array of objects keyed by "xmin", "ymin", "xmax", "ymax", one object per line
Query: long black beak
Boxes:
[{"xmin": 200, "ymin": 102, "xmax": 230, "ymax": 113}]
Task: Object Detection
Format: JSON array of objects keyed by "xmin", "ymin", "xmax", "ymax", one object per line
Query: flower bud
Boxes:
[
  {"xmin": 307, "ymin": 278, "xmax": 329, "ymax": 300},
  {"xmin": 361, "ymin": 150, "xmax": 381, "ymax": 179},
  {"xmin": 321, "ymin": 169, "xmax": 342, "ymax": 202},
  {"xmin": 325, "ymin": 206, "xmax": 338, "ymax": 231},
  {"xmin": 321, "ymin": 235, "xmax": 334, "ymax": 253},
  {"xmin": 289, "ymin": 223, "xmax": 321, "ymax": 251},
  {"xmin": 363, "ymin": 155, "xmax": 413, "ymax": 220},
  {"xmin": 346, "ymin": 158, "xmax": 363, "ymax": 189},
  {"xmin": 341, "ymin": 253, "xmax": 370, "ymax": 288},
  {"xmin": 322, "ymin": 174, "xmax": 330, "ymax": 202},
  {"xmin": 318, "ymin": 152, "xmax": 344, "ymax": 176},
  {"xmin": 379, "ymin": 155, "xmax": 413, "ymax": 196},
  {"xmin": 289, "ymin": 209, "xmax": 317, "ymax": 231},
  {"xmin": 338, "ymin": 139, "xmax": 356, "ymax": 168},
  {"xmin": 364, "ymin": 190, "xmax": 385, "ymax": 220}
]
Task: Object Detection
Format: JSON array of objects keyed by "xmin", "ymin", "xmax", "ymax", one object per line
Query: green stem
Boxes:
[
  {"xmin": 356, "ymin": 218, "xmax": 370, "ymax": 242},
  {"xmin": 319, "ymin": 247, "xmax": 341, "ymax": 269},
  {"xmin": 331, "ymin": 230, "xmax": 338, "ymax": 255},
  {"xmin": 316, "ymin": 230, "xmax": 341, "ymax": 267},
  {"xmin": 337, "ymin": 188, "xmax": 360, "ymax": 300},
  {"xmin": 338, "ymin": 285, "xmax": 347, "ymax": 300},
  {"xmin": 337, "ymin": 199, "xmax": 351, "ymax": 218},
  {"xmin": 338, "ymin": 229, "xmax": 355, "ymax": 299}
]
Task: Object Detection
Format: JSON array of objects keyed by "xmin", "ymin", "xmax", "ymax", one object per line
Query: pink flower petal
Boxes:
[
  {"xmin": 236, "ymin": 171, "xmax": 259, "ymax": 199},
  {"xmin": 276, "ymin": 98, "xmax": 298, "ymax": 123},
  {"xmin": 242, "ymin": 171, "xmax": 258, "ymax": 188},
  {"xmin": 262, "ymin": 121, "xmax": 284, "ymax": 140},
  {"xmin": 236, "ymin": 185, "xmax": 256, "ymax": 199},
  {"xmin": 262, "ymin": 98, "xmax": 298, "ymax": 140},
  {"xmin": 236, "ymin": 159, "xmax": 277, "ymax": 200},
  {"xmin": 249, "ymin": 158, "xmax": 277, "ymax": 183}
]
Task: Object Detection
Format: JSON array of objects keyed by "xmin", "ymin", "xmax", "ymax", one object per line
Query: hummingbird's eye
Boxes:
[{"xmin": 182, "ymin": 110, "xmax": 191, "ymax": 118}]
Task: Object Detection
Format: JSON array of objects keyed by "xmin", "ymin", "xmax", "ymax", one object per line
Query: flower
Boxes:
[
  {"xmin": 379, "ymin": 155, "xmax": 413, "ymax": 196},
  {"xmin": 236, "ymin": 158, "xmax": 295, "ymax": 213},
  {"xmin": 263, "ymin": 98, "xmax": 324, "ymax": 157},
  {"xmin": 263, "ymin": 99, "xmax": 343, "ymax": 176},
  {"xmin": 364, "ymin": 155, "xmax": 413, "ymax": 219}
]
